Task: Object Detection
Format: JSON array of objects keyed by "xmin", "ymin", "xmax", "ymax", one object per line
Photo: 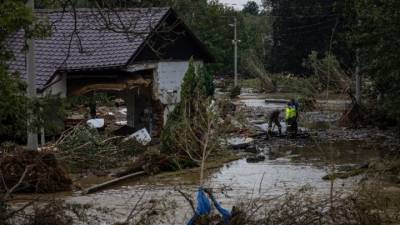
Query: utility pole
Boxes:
[
  {"xmin": 26, "ymin": 0, "xmax": 38, "ymax": 151},
  {"xmin": 232, "ymin": 17, "xmax": 238, "ymax": 87}
]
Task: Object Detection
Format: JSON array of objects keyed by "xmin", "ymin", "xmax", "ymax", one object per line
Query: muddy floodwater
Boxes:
[{"xmin": 59, "ymin": 138, "xmax": 379, "ymax": 224}]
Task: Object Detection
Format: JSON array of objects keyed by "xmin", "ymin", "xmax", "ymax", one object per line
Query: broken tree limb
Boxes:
[{"xmin": 81, "ymin": 171, "xmax": 145, "ymax": 195}]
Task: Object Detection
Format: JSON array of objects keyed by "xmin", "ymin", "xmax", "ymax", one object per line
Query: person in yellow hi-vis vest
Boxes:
[{"xmin": 285, "ymin": 98, "xmax": 299, "ymax": 137}]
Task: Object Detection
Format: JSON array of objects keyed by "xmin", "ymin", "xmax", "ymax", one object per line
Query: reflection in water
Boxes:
[{"xmin": 207, "ymin": 158, "xmax": 360, "ymax": 205}]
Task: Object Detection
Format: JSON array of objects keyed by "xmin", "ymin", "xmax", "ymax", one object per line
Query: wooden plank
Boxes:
[{"xmin": 81, "ymin": 171, "xmax": 145, "ymax": 195}]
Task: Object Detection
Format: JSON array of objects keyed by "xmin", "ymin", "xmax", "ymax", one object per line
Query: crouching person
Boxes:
[{"xmin": 268, "ymin": 109, "xmax": 282, "ymax": 136}]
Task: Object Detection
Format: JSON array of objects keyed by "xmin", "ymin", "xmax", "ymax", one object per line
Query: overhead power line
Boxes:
[{"xmin": 285, "ymin": 17, "xmax": 339, "ymax": 31}]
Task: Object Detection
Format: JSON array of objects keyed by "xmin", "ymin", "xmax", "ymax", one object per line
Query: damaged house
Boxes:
[{"xmin": 7, "ymin": 7, "xmax": 214, "ymax": 137}]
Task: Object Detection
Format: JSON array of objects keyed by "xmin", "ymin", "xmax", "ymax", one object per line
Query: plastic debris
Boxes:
[
  {"xmin": 115, "ymin": 120, "xmax": 128, "ymax": 126},
  {"xmin": 187, "ymin": 188, "xmax": 231, "ymax": 225},
  {"xmin": 123, "ymin": 128, "xmax": 151, "ymax": 145},
  {"xmin": 87, "ymin": 118, "xmax": 105, "ymax": 129},
  {"xmin": 119, "ymin": 108, "xmax": 127, "ymax": 115}
]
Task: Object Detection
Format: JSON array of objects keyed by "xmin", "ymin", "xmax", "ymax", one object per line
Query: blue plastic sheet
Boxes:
[{"xmin": 187, "ymin": 188, "xmax": 231, "ymax": 225}]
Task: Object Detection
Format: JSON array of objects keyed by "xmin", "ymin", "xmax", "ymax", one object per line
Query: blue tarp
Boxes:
[{"xmin": 187, "ymin": 188, "xmax": 231, "ymax": 225}]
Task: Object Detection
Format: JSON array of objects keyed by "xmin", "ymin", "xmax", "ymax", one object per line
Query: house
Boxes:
[{"xmin": 7, "ymin": 7, "xmax": 214, "ymax": 136}]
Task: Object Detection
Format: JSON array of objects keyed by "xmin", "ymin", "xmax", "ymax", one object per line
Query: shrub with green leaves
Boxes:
[
  {"xmin": 0, "ymin": 0, "xmax": 55, "ymax": 144},
  {"xmin": 161, "ymin": 60, "xmax": 214, "ymax": 155},
  {"xmin": 0, "ymin": 67, "xmax": 28, "ymax": 143}
]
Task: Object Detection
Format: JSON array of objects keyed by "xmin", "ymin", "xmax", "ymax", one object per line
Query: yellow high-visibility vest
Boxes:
[{"xmin": 285, "ymin": 107, "xmax": 297, "ymax": 120}]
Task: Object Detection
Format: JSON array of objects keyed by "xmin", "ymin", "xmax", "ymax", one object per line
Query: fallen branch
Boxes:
[
  {"xmin": 66, "ymin": 136, "xmax": 124, "ymax": 152},
  {"xmin": 1, "ymin": 166, "xmax": 31, "ymax": 201},
  {"xmin": 56, "ymin": 122, "xmax": 83, "ymax": 145},
  {"xmin": 176, "ymin": 189, "xmax": 197, "ymax": 215}
]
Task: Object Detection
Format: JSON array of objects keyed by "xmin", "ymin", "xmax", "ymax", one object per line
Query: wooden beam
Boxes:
[{"xmin": 80, "ymin": 171, "xmax": 145, "ymax": 195}]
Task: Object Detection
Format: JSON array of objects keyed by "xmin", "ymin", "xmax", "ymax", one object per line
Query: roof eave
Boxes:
[{"xmin": 126, "ymin": 8, "xmax": 215, "ymax": 65}]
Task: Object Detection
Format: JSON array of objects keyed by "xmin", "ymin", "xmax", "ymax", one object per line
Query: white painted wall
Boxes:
[
  {"xmin": 155, "ymin": 61, "xmax": 203, "ymax": 104},
  {"xmin": 153, "ymin": 61, "xmax": 203, "ymax": 124},
  {"xmin": 155, "ymin": 61, "xmax": 188, "ymax": 104}
]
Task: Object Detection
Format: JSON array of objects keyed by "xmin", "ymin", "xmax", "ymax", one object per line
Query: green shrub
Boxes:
[
  {"xmin": 161, "ymin": 60, "xmax": 213, "ymax": 154},
  {"xmin": 0, "ymin": 67, "xmax": 28, "ymax": 143}
]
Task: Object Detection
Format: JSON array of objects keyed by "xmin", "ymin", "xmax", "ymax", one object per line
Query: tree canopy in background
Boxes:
[
  {"xmin": 163, "ymin": 0, "xmax": 271, "ymax": 75},
  {"xmin": 265, "ymin": 0, "xmax": 353, "ymax": 75},
  {"xmin": 0, "ymin": 0, "xmax": 34, "ymax": 62},
  {"xmin": 349, "ymin": 0, "xmax": 400, "ymax": 125},
  {"xmin": 242, "ymin": 1, "xmax": 259, "ymax": 15}
]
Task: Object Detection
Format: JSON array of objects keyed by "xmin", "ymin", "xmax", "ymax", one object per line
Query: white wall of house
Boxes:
[
  {"xmin": 126, "ymin": 60, "xmax": 199, "ymax": 127},
  {"xmin": 153, "ymin": 60, "xmax": 203, "ymax": 124}
]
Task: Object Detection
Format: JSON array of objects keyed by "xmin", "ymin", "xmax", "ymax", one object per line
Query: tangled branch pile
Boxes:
[
  {"xmin": 56, "ymin": 125, "xmax": 146, "ymax": 173},
  {"xmin": 0, "ymin": 149, "xmax": 71, "ymax": 193}
]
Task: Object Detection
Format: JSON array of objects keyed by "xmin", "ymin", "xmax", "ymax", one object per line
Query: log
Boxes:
[{"xmin": 81, "ymin": 171, "xmax": 145, "ymax": 195}]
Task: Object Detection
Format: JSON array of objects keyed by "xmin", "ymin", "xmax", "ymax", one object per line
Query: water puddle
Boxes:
[{"xmin": 208, "ymin": 158, "xmax": 358, "ymax": 199}]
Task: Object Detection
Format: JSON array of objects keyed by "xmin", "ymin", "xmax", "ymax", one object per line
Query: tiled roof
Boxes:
[{"xmin": 6, "ymin": 7, "xmax": 170, "ymax": 89}]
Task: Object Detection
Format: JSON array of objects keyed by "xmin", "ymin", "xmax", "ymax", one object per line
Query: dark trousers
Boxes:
[
  {"xmin": 287, "ymin": 118, "xmax": 298, "ymax": 137},
  {"xmin": 268, "ymin": 118, "xmax": 282, "ymax": 135}
]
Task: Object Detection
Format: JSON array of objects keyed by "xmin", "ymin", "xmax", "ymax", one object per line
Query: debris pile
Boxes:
[
  {"xmin": 0, "ymin": 150, "xmax": 72, "ymax": 193},
  {"xmin": 56, "ymin": 125, "xmax": 147, "ymax": 173}
]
